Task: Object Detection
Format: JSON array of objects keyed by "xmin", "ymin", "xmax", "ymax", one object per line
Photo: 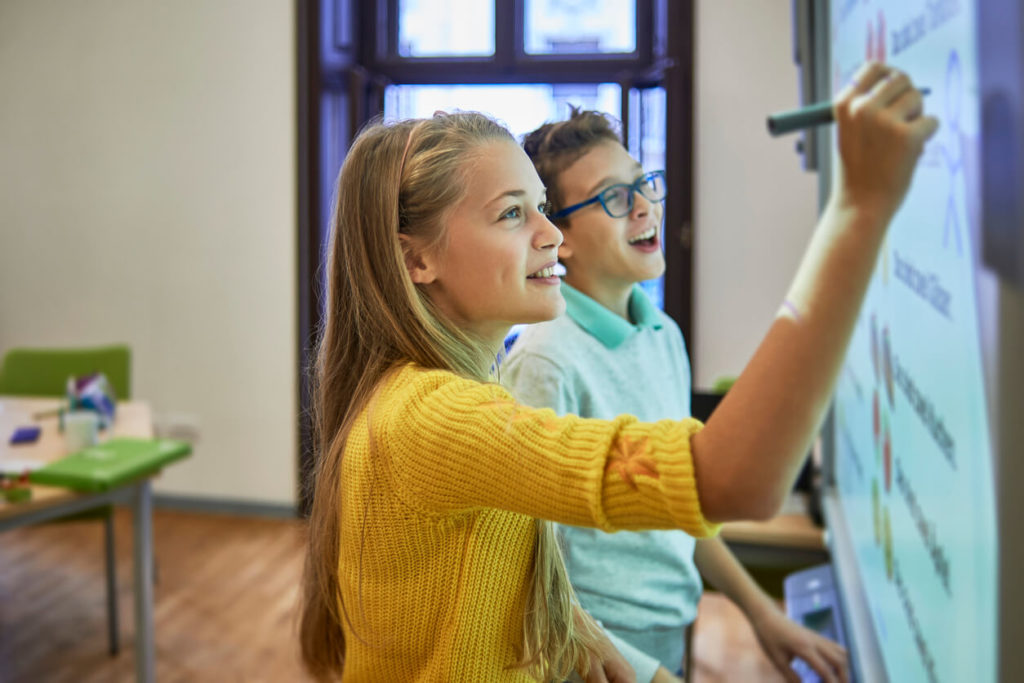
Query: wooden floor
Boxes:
[
  {"xmin": 0, "ymin": 508, "xmax": 307, "ymax": 683},
  {"xmin": 0, "ymin": 508, "xmax": 786, "ymax": 682},
  {"xmin": 690, "ymin": 594, "xmax": 788, "ymax": 682}
]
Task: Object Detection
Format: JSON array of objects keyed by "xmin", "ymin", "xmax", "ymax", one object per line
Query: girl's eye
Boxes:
[
  {"xmin": 539, "ymin": 201, "xmax": 553, "ymax": 216},
  {"xmin": 500, "ymin": 206, "xmax": 522, "ymax": 220}
]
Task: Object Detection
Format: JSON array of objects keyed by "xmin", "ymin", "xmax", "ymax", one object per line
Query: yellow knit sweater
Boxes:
[{"xmin": 337, "ymin": 364, "xmax": 720, "ymax": 681}]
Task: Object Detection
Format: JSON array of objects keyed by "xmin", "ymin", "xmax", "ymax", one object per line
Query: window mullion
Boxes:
[
  {"xmin": 384, "ymin": 0, "xmax": 398, "ymax": 60},
  {"xmin": 620, "ymin": 80, "xmax": 632, "ymax": 150},
  {"xmin": 495, "ymin": 0, "xmax": 516, "ymax": 68}
]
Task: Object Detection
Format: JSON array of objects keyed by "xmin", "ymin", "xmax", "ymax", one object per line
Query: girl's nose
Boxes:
[{"xmin": 535, "ymin": 213, "xmax": 563, "ymax": 250}]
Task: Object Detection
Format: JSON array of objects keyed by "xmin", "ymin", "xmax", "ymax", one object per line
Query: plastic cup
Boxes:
[{"xmin": 64, "ymin": 410, "xmax": 100, "ymax": 453}]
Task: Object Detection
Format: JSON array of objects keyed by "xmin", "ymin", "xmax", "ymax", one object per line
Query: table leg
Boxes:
[
  {"xmin": 132, "ymin": 481, "xmax": 155, "ymax": 683},
  {"xmin": 105, "ymin": 512, "xmax": 120, "ymax": 656}
]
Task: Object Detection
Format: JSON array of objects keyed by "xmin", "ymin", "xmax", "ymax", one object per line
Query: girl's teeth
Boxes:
[{"xmin": 529, "ymin": 266, "xmax": 555, "ymax": 279}]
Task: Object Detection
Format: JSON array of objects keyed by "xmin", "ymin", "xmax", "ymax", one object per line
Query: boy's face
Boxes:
[
  {"xmin": 556, "ymin": 139, "xmax": 665, "ymax": 292},
  {"xmin": 412, "ymin": 140, "xmax": 566, "ymax": 345}
]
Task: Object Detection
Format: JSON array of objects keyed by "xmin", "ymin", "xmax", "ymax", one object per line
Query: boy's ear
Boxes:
[{"xmin": 398, "ymin": 234, "xmax": 439, "ymax": 285}]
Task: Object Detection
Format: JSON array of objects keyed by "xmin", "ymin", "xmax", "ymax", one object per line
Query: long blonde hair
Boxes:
[{"xmin": 299, "ymin": 112, "xmax": 594, "ymax": 680}]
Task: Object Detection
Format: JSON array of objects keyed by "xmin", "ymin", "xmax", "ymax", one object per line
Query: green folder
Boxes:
[{"xmin": 29, "ymin": 437, "xmax": 191, "ymax": 492}]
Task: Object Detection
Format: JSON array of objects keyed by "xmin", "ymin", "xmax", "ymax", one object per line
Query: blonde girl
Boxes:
[{"xmin": 300, "ymin": 62, "xmax": 936, "ymax": 682}]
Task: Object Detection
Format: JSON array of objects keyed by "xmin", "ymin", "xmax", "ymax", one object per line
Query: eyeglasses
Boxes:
[{"xmin": 550, "ymin": 170, "xmax": 666, "ymax": 220}]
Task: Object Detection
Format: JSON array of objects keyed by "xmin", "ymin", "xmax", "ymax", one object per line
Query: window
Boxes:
[
  {"xmin": 398, "ymin": 0, "xmax": 495, "ymax": 56},
  {"xmin": 524, "ymin": 0, "xmax": 636, "ymax": 55},
  {"xmin": 629, "ymin": 86, "xmax": 667, "ymax": 308},
  {"xmin": 363, "ymin": 0, "xmax": 654, "ymax": 82},
  {"xmin": 384, "ymin": 83, "xmax": 622, "ymax": 139},
  {"xmin": 299, "ymin": 1, "xmax": 694, "ymax": 505}
]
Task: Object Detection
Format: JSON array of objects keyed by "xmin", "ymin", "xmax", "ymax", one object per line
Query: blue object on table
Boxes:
[
  {"xmin": 9, "ymin": 426, "xmax": 41, "ymax": 445},
  {"xmin": 784, "ymin": 563, "xmax": 851, "ymax": 682},
  {"xmin": 66, "ymin": 373, "xmax": 117, "ymax": 429}
]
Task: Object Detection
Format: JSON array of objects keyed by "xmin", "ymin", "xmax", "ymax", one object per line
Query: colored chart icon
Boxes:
[
  {"xmin": 884, "ymin": 506, "xmax": 894, "ymax": 582},
  {"xmin": 884, "ymin": 420, "xmax": 892, "ymax": 494},
  {"xmin": 871, "ymin": 313, "xmax": 879, "ymax": 381},
  {"xmin": 883, "ymin": 326, "xmax": 894, "ymax": 408},
  {"xmin": 873, "ymin": 479, "xmax": 881, "ymax": 546}
]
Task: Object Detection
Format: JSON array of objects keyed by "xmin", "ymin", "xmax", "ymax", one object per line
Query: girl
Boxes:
[{"xmin": 300, "ymin": 62, "xmax": 936, "ymax": 681}]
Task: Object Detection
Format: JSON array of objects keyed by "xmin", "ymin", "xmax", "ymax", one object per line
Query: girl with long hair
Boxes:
[{"xmin": 300, "ymin": 62, "xmax": 936, "ymax": 681}]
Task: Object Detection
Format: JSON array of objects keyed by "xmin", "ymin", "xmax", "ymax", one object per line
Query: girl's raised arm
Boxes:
[{"xmin": 691, "ymin": 62, "xmax": 939, "ymax": 523}]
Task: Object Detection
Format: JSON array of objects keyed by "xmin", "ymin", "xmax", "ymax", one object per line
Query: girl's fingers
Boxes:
[
  {"xmin": 837, "ymin": 61, "xmax": 892, "ymax": 102},
  {"xmin": 906, "ymin": 114, "xmax": 941, "ymax": 153},
  {"xmin": 853, "ymin": 61, "xmax": 893, "ymax": 95},
  {"xmin": 914, "ymin": 113, "xmax": 941, "ymax": 139},
  {"xmin": 867, "ymin": 71, "xmax": 914, "ymax": 108},
  {"xmin": 890, "ymin": 87, "xmax": 925, "ymax": 121},
  {"xmin": 585, "ymin": 659, "xmax": 610, "ymax": 683}
]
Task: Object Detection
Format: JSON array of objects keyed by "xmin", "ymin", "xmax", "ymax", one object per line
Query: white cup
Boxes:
[{"xmin": 64, "ymin": 410, "xmax": 100, "ymax": 453}]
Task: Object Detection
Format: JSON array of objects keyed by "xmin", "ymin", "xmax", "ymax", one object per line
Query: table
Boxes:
[
  {"xmin": 720, "ymin": 492, "xmax": 828, "ymax": 569},
  {"xmin": 0, "ymin": 397, "xmax": 159, "ymax": 683}
]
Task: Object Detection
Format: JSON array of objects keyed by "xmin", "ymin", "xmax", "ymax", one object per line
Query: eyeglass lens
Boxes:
[{"xmin": 600, "ymin": 172, "xmax": 666, "ymax": 217}]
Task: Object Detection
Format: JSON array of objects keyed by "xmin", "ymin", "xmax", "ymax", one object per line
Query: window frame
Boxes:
[
  {"xmin": 298, "ymin": 0, "xmax": 695, "ymax": 513},
  {"xmin": 360, "ymin": 0, "xmax": 657, "ymax": 84}
]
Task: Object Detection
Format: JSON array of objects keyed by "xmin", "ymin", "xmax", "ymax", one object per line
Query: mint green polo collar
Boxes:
[{"xmin": 561, "ymin": 282, "xmax": 663, "ymax": 349}]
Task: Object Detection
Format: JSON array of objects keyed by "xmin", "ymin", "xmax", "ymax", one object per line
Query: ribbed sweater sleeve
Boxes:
[{"xmin": 374, "ymin": 366, "xmax": 719, "ymax": 538}]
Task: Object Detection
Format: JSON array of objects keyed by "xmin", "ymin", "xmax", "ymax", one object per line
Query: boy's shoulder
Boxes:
[
  {"xmin": 509, "ymin": 306, "xmax": 686, "ymax": 362},
  {"xmin": 651, "ymin": 307, "xmax": 687, "ymax": 348},
  {"xmin": 506, "ymin": 314, "xmax": 596, "ymax": 367}
]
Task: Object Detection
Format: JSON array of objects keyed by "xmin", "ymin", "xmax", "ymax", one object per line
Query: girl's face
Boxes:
[
  {"xmin": 413, "ymin": 140, "xmax": 565, "ymax": 345},
  {"xmin": 556, "ymin": 139, "xmax": 665, "ymax": 292}
]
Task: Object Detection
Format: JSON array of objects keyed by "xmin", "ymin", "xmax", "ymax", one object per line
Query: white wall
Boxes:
[
  {"xmin": 693, "ymin": 0, "xmax": 821, "ymax": 389},
  {"xmin": 0, "ymin": 1, "xmax": 297, "ymax": 506}
]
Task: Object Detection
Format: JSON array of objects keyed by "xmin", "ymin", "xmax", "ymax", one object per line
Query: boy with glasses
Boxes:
[{"xmin": 504, "ymin": 109, "xmax": 845, "ymax": 682}]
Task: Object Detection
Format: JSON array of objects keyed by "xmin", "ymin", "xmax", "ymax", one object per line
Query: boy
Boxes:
[{"xmin": 504, "ymin": 109, "xmax": 846, "ymax": 682}]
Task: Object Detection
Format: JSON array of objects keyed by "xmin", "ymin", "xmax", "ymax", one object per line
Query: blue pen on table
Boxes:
[{"xmin": 767, "ymin": 87, "xmax": 931, "ymax": 136}]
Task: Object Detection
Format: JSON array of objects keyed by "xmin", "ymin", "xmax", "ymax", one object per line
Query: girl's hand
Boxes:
[
  {"xmin": 576, "ymin": 611, "xmax": 636, "ymax": 683},
  {"xmin": 580, "ymin": 642, "xmax": 636, "ymax": 683},
  {"xmin": 832, "ymin": 61, "xmax": 939, "ymax": 224},
  {"xmin": 749, "ymin": 602, "xmax": 849, "ymax": 683}
]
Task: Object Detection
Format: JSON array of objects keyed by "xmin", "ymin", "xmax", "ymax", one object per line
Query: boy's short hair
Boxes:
[{"xmin": 522, "ymin": 107, "xmax": 623, "ymax": 224}]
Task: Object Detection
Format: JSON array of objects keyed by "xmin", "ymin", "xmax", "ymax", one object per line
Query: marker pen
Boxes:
[{"xmin": 767, "ymin": 88, "xmax": 931, "ymax": 136}]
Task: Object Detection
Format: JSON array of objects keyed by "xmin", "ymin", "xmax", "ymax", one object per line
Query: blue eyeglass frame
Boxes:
[{"xmin": 550, "ymin": 170, "xmax": 666, "ymax": 220}]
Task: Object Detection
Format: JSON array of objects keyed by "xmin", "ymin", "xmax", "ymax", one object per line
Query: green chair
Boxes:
[
  {"xmin": 0, "ymin": 344, "xmax": 131, "ymax": 657},
  {"xmin": 0, "ymin": 346, "xmax": 130, "ymax": 401}
]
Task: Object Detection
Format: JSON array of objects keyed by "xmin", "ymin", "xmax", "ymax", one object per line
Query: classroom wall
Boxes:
[
  {"xmin": 692, "ymin": 0, "xmax": 821, "ymax": 389},
  {"xmin": 0, "ymin": 0, "xmax": 812, "ymax": 502},
  {"xmin": 0, "ymin": 1, "xmax": 297, "ymax": 506}
]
